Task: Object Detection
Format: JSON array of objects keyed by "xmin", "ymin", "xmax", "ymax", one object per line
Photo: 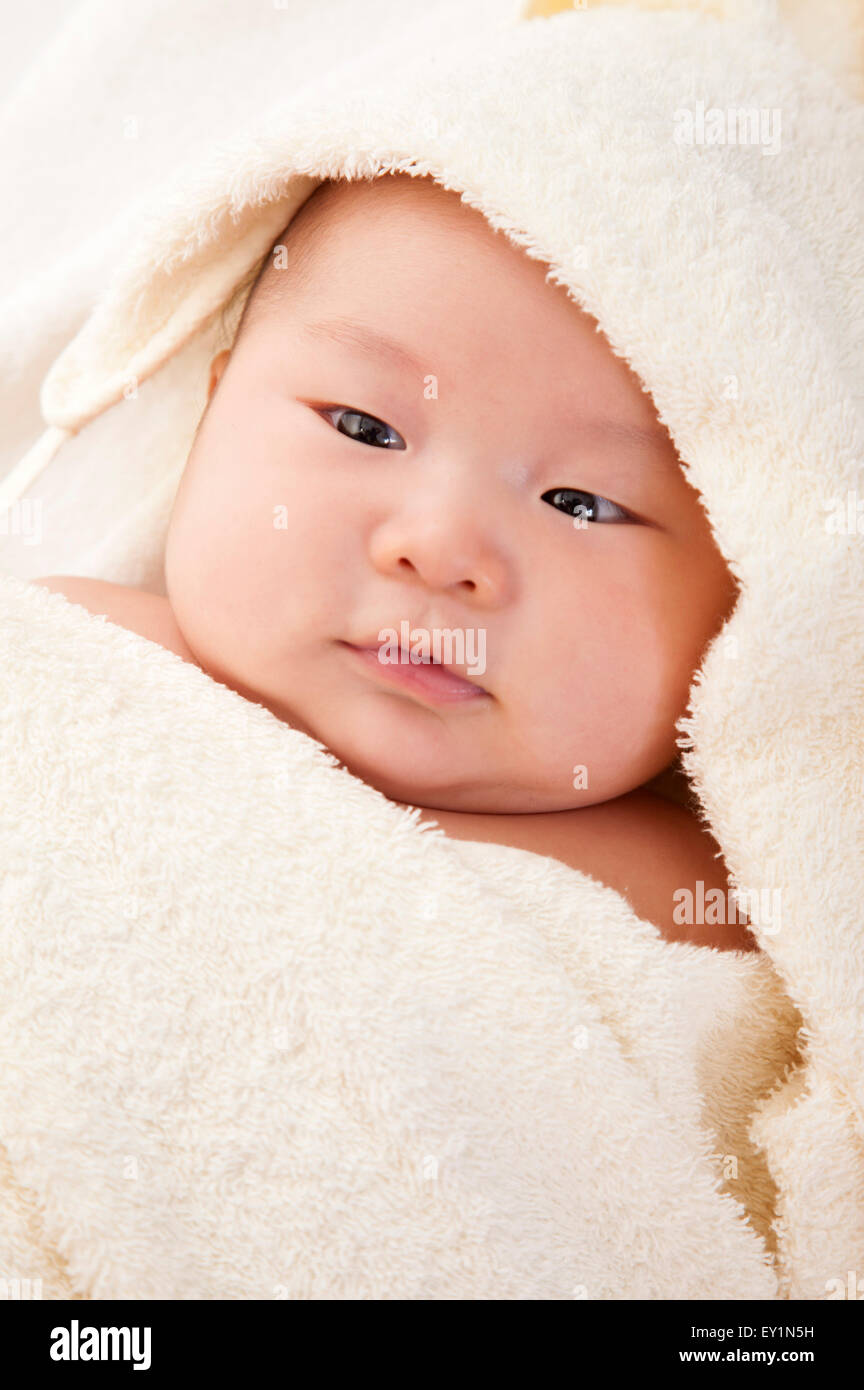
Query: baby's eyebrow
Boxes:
[
  {"xmin": 569, "ymin": 415, "xmax": 675, "ymax": 456},
  {"xmin": 301, "ymin": 315, "xmax": 674, "ymax": 458},
  {"xmin": 301, "ymin": 317, "xmax": 426, "ymax": 377}
]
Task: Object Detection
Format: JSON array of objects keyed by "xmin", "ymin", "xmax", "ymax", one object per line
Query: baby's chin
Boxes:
[
  {"xmin": 296, "ymin": 701, "xmax": 484, "ymax": 806},
  {"xmin": 285, "ymin": 705, "xmax": 598, "ymax": 813}
]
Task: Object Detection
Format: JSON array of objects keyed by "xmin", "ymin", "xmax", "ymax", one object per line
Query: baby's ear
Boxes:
[{"xmin": 208, "ymin": 350, "xmax": 232, "ymax": 400}]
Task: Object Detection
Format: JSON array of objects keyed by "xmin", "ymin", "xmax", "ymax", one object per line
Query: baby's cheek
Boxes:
[
  {"xmin": 554, "ymin": 582, "xmax": 682, "ymax": 780},
  {"xmin": 619, "ymin": 580, "xmax": 690, "ymax": 713},
  {"xmin": 166, "ymin": 492, "xmax": 250, "ymax": 658}
]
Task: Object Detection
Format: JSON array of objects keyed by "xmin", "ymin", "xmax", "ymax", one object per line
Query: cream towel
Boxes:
[
  {"xmin": 0, "ymin": 0, "xmax": 861, "ymax": 1298},
  {"xmin": 0, "ymin": 571, "xmax": 802, "ymax": 1299}
]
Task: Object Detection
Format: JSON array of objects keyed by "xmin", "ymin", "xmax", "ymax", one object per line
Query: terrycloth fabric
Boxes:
[
  {"xmin": 0, "ymin": 570, "xmax": 803, "ymax": 1299},
  {"xmin": 1, "ymin": 0, "xmax": 862, "ymax": 1299}
]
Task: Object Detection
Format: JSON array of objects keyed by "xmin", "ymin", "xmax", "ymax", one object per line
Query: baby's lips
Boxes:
[{"xmin": 338, "ymin": 637, "xmax": 491, "ymax": 698}]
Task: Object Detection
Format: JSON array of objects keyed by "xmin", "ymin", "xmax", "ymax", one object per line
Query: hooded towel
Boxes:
[{"xmin": 0, "ymin": 0, "xmax": 862, "ymax": 1300}]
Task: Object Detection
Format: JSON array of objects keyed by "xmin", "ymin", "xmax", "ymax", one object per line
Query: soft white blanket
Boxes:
[
  {"xmin": 0, "ymin": 568, "xmax": 804, "ymax": 1299},
  {"xmin": 0, "ymin": 0, "xmax": 862, "ymax": 1299}
]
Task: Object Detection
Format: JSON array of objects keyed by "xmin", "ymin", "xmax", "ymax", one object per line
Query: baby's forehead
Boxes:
[
  {"xmin": 282, "ymin": 173, "xmax": 495, "ymax": 273},
  {"xmin": 259, "ymin": 173, "xmax": 584, "ymax": 348},
  {"xmin": 248, "ymin": 176, "xmax": 669, "ymax": 434},
  {"xmin": 241, "ymin": 174, "xmax": 498, "ymax": 339}
]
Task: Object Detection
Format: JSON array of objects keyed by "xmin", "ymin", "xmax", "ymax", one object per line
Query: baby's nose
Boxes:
[{"xmin": 368, "ymin": 510, "xmax": 512, "ymax": 606}]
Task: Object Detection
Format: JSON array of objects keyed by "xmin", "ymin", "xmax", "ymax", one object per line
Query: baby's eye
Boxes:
[
  {"xmin": 541, "ymin": 487, "xmax": 633, "ymax": 524},
  {"xmin": 321, "ymin": 406, "xmax": 406, "ymax": 450}
]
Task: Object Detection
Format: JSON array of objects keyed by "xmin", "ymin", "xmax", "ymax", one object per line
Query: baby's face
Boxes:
[{"xmin": 165, "ymin": 174, "xmax": 736, "ymax": 812}]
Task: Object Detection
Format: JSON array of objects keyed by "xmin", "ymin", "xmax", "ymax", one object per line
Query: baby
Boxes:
[{"xmin": 35, "ymin": 172, "xmax": 756, "ymax": 952}]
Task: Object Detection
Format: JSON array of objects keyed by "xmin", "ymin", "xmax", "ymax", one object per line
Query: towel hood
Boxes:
[{"xmin": 4, "ymin": 0, "xmax": 861, "ymax": 495}]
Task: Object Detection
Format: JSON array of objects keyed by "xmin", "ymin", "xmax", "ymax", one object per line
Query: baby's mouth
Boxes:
[{"xmin": 338, "ymin": 641, "xmax": 490, "ymax": 705}]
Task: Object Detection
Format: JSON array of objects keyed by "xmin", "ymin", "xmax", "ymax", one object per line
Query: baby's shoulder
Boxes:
[
  {"xmin": 409, "ymin": 790, "xmax": 757, "ymax": 952},
  {"xmin": 31, "ymin": 575, "xmax": 197, "ymax": 665}
]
